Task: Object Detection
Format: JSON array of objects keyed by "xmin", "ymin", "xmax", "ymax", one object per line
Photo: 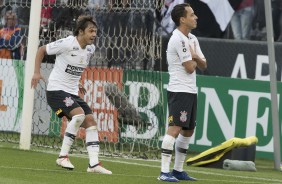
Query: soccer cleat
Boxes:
[
  {"xmin": 157, "ymin": 172, "xmax": 179, "ymax": 182},
  {"xmin": 171, "ymin": 169, "xmax": 197, "ymax": 181},
  {"xmin": 87, "ymin": 163, "xmax": 112, "ymax": 174},
  {"xmin": 56, "ymin": 155, "xmax": 74, "ymax": 170}
]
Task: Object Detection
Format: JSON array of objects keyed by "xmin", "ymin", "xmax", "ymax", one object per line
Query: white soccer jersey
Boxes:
[
  {"xmin": 166, "ymin": 29, "xmax": 205, "ymax": 94},
  {"xmin": 46, "ymin": 36, "xmax": 95, "ymax": 95}
]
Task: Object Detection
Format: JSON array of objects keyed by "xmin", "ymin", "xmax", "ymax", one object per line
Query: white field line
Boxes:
[
  {"xmin": 0, "ymin": 165, "xmax": 279, "ymax": 184},
  {"xmin": 1, "ymin": 149, "xmax": 280, "ymax": 184},
  {"xmin": 41, "ymin": 152, "xmax": 282, "ymax": 183}
]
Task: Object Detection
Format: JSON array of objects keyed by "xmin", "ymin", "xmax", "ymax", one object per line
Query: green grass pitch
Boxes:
[{"xmin": 0, "ymin": 142, "xmax": 282, "ymax": 184}]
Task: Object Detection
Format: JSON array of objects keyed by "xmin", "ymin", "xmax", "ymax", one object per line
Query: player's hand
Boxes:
[
  {"xmin": 79, "ymin": 83, "xmax": 86, "ymax": 95},
  {"xmin": 31, "ymin": 73, "xmax": 45, "ymax": 89},
  {"xmin": 189, "ymin": 43, "xmax": 197, "ymax": 60}
]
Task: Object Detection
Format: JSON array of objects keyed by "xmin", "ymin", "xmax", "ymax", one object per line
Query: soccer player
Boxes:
[
  {"xmin": 31, "ymin": 15, "xmax": 112, "ymax": 174},
  {"xmin": 157, "ymin": 3, "xmax": 207, "ymax": 182}
]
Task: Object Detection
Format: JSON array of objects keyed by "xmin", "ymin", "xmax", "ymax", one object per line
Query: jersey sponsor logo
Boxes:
[
  {"xmin": 73, "ymin": 46, "xmax": 79, "ymax": 50},
  {"xmin": 63, "ymin": 97, "xmax": 74, "ymax": 107},
  {"xmin": 65, "ymin": 64, "xmax": 84, "ymax": 76},
  {"xmin": 180, "ymin": 111, "xmax": 187, "ymax": 122}
]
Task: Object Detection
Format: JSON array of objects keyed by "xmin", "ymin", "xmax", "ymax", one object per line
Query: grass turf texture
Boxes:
[{"xmin": 0, "ymin": 142, "xmax": 282, "ymax": 184}]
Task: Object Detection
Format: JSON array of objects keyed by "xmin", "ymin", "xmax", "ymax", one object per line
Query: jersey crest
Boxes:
[
  {"xmin": 180, "ymin": 111, "xmax": 187, "ymax": 122},
  {"xmin": 63, "ymin": 97, "xmax": 74, "ymax": 107}
]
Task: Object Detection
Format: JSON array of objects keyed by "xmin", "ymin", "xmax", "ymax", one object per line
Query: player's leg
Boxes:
[
  {"xmin": 173, "ymin": 130, "xmax": 193, "ymax": 171},
  {"xmin": 46, "ymin": 91, "xmax": 85, "ymax": 170},
  {"xmin": 158, "ymin": 91, "xmax": 182, "ymax": 182},
  {"xmin": 56, "ymin": 107, "xmax": 85, "ymax": 169},
  {"xmin": 158, "ymin": 125, "xmax": 181, "ymax": 182},
  {"xmin": 172, "ymin": 129, "xmax": 197, "ymax": 181},
  {"xmin": 77, "ymin": 98, "xmax": 112, "ymax": 174},
  {"xmin": 172, "ymin": 93, "xmax": 197, "ymax": 181}
]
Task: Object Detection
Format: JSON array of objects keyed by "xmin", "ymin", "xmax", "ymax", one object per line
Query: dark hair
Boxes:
[
  {"xmin": 74, "ymin": 15, "xmax": 97, "ymax": 36},
  {"xmin": 171, "ymin": 3, "xmax": 191, "ymax": 27}
]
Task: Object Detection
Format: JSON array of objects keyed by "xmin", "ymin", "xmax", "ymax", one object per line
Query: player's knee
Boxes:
[
  {"xmin": 161, "ymin": 134, "xmax": 175, "ymax": 150},
  {"xmin": 72, "ymin": 114, "xmax": 85, "ymax": 128},
  {"xmin": 82, "ymin": 114, "xmax": 97, "ymax": 128},
  {"xmin": 182, "ymin": 129, "xmax": 194, "ymax": 137},
  {"xmin": 86, "ymin": 126, "xmax": 97, "ymax": 131}
]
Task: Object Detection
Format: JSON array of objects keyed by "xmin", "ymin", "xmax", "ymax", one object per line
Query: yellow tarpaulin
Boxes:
[{"xmin": 186, "ymin": 136, "xmax": 258, "ymax": 166}]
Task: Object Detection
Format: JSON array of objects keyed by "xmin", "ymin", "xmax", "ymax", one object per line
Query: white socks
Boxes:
[
  {"xmin": 173, "ymin": 134, "xmax": 191, "ymax": 172},
  {"xmin": 59, "ymin": 114, "xmax": 85, "ymax": 156},
  {"xmin": 86, "ymin": 126, "xmax": 100, "ymax": 166},
  {"xmin": 161, "ymin": 134, "xmax": 191, "ymax": 173},
  {"xmin": 161, "ymin": 134, "xmax": 175, "ymax": 173}
]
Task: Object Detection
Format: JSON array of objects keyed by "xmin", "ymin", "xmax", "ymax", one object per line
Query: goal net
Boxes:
[{"xmin": 0, "ymin": 0, "xmax": 168, "ymax": 158}]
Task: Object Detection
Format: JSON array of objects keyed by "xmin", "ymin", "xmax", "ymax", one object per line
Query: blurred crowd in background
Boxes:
[
  {"xmin": 158, "ymin": 0, "xmax": 282, "ymax": 41},
  {"xmin": 0, "ymin": 0, "xmax": 282, "ymax": 63}
]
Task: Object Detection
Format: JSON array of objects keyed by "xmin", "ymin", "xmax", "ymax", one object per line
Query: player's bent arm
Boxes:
[
  {"xmin": 34, "ymin": 45, "xmax": 47, "ymax": 74},
  {"xmin": 31, "ymin": 45, "xmax": 47, "ymax": 88},
  {"xmin": 193, "ymin": 56, "xmax": 207, "ymax": 71},
  {"xmin": 183, "ymin": 60, "xmax": 197, "ymax": 74}
]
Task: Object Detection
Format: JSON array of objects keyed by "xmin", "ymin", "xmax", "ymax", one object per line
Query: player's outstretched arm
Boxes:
[{"xmin": 31, "ymin": 45, "xmax": 46, "ymax": 89}]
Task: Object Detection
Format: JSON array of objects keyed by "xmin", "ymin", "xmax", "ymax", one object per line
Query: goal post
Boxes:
[
  {"xmin": 19, "ymin": 0, "xmax": 42, "ymax": 150},
  {"xmin": 1, "ymin": 0, "xmax": 165, "ymax": 158}
]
